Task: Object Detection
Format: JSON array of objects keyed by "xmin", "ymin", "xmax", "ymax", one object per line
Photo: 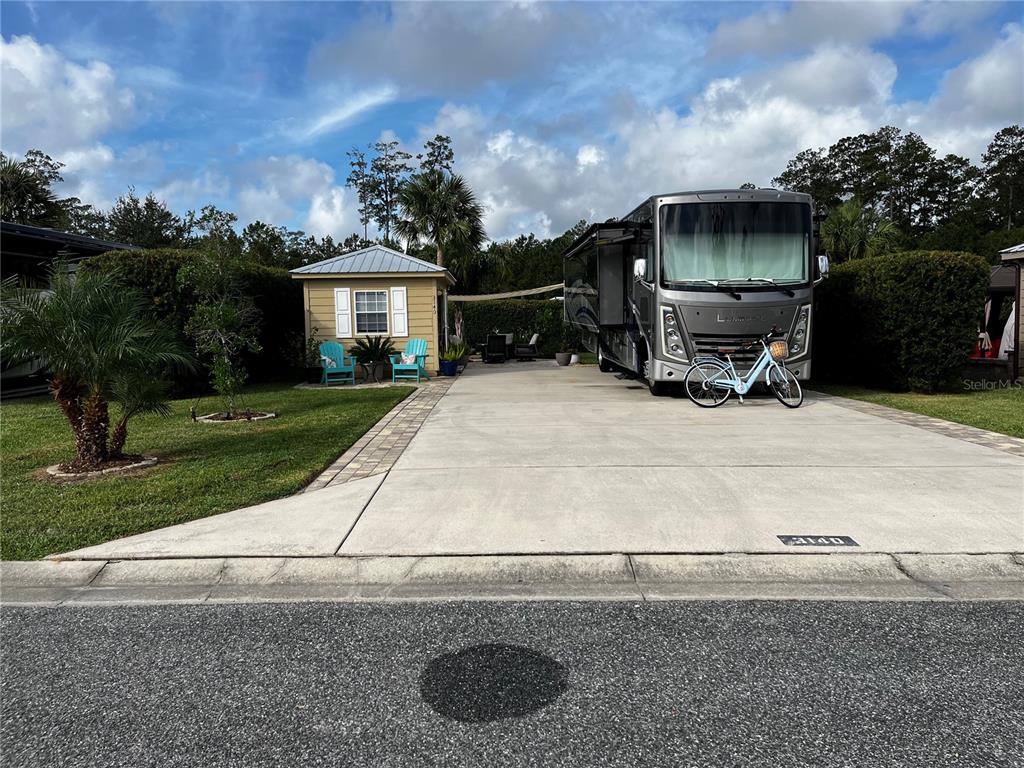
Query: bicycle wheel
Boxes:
[
  {"xmin": 684, "ymin": 360, "xmax": 731, "ymax": 407},
  {"xmin": 767, "ymin": 365, "xmax": 803, "ymax": 408}
]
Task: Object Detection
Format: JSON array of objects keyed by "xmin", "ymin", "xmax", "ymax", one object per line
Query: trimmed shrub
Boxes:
[
  {"xmin": 83, "ymin": 249, "xmax": 302, "ymax": 386},
  {"xmin": 815, "ymin": 250, "xmax": 988, "ymax": 391},
  {"xmin": 458, "ymin": 299, "xmax": 569, "ymax": 356},
  {"xmin": 238, "ymin": 264, "xmax": 303, "ymax": 381},
  {"xmin": 83, "ymin": 248, "xmax": 198, "ymax": 338}
]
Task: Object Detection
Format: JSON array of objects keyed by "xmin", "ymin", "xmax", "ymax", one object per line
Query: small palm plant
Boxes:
[
  {"xmin": 1, "ymin": 265, "xmax": 193, "ymax": 470},
  {"xmin": 349, "ymin": 335, "xmax": 397, "ymax": 363},
  {"xmin": 349, "ymin": 336, "xmax": 396, "ymax": 382},
  {"xmin": 108, "ymin": 370, "xmax": 173, "ymax": 458}
]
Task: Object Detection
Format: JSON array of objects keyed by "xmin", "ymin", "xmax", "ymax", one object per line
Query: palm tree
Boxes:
[
  {"xmin": 0, "ymin": 153, "xmax": 62, "ymax": 227},
  {"xmin": 395, "ymin": 170, "xmax": 486, "ymax": 269},
  {"xmin": 821, "ymin": 198, "xmax": 899, "ymax": 263},
  {"xmin": 1, "ymin": 265, "xmax": 193, "ymax": 469}
]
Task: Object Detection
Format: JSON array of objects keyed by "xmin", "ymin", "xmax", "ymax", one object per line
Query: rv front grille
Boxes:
[{"xmin": 691, "ymin": 333, "xmax": 763, "ymax": 366}]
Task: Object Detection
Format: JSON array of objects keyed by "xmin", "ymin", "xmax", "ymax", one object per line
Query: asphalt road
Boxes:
[{"xmin": 2, "ymin": 601, "xmax": 1022, "ymax": 768}]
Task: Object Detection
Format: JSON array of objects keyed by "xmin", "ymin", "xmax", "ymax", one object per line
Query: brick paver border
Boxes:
[
  {"xmin": 304, "ymin": 378, "xmax": 454, "ymax": 492},
  {"xmin": 815, "ymin": 391, "xmax": 1024, "ymax": 458}
]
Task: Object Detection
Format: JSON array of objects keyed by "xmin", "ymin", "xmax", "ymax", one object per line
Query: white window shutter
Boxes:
[
  {"xmin": 391, "ymin": 286, "xmax": 408, "ymax": 337},
  {"xmin": 334, "ymin": 287, "xmax": 351, "ymax": 337}
]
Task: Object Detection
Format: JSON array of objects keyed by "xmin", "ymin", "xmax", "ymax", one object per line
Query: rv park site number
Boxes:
[{"xmin": 777, "ymin": 535, "xmax": 859, "ymax": 547}]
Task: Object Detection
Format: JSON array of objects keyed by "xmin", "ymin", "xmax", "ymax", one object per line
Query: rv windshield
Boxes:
[{"xmin": 660, "ymin": 202, "xmax": 809, "ymax": 286}]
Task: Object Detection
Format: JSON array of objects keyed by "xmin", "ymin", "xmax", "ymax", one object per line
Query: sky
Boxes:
[{"xmin": 1, "ymin": 1, "xmax": 1022, "ymax": 242}]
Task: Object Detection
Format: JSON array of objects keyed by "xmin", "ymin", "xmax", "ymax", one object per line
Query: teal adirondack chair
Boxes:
[
  {"xmin": 319, "ymin": 341, "xmax": 356, "ymax": 385},
  {"xmin": 390, "ymin": 338, "xmax": 430, "ymax": 383}
]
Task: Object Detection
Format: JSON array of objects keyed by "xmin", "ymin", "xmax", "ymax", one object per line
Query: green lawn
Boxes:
[
  {"xmin": 811, "ymin": 383, "xmax": 1024, "ymax": 438},
  {"xmin": 0, "ymin": 383, "xmax": 413, "ymax": 560}
]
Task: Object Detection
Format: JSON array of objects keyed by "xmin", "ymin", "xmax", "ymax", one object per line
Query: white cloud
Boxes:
[
  {"xmin": 897, "ymin": 23, "xmax": 1024, "ymax": 157},
  {"xmin": 421, "ymin": 22, "xmax": 1021, "ymax": 242},
  {"xmin": 708, "ymin": 2, "xmax": 909, "ymax": 58},
  {"xmin": 306, "ymin": 187, "xmax": 353, "ymax": 240},
  {"xmin": 931, "ymin": 23, "xmax": 1024, "ymax": 126},
  {"xmin": 296, "ymin": 85, "xmax": 398, "ymax": 140},
  {"xmin": 235, "ymin": 155, "xmax": 355, "ymax": 239},
  {"xmin": 758, "ymin": 46, "xmax": 897, "ymax": 108},
  {"xmin": 424, "ymin": 43, "xmax": 890, "ymax": 240},
  {"xmin": 310, "ymin": 3, "xmax": 596, "ymax": 95},
  {"xmin": 154, "ymin": 171, "xmax": 231, "ymax": 213},
  {"xmin": 0, "ymin": 35, "xmax": 134, "ymax": 155},
  {"xmin": 908, "ymin": 1, "xmax": 1004, "ymax": 37},
  {"xmin": 576, "ymin": 145, "xmax": 605, "ymax": 171}
]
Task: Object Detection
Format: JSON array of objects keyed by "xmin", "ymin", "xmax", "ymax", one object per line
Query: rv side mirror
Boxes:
[
  {"xmin": 633, "ymin": 258, "xmax": 647, "ymax": 281},
  {"xmin": 817, "ymin": 254, "xmax": 830, "ymax": 278}
]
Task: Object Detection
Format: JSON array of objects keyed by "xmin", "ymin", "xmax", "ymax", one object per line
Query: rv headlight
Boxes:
[
  {"xmin": 665, "ymin": 314, "xmax": 676, "ymax": 325},
  {"xmin": 671, "ymin": 344, "xmax": 682, "ymax": 353},
  {"xmin": 790, "ymin": 305, "xmax": 810, "ymax": 355},
  {"xmin": 667, "ymin": 328, "xmax": 679, "ymax": 339}
]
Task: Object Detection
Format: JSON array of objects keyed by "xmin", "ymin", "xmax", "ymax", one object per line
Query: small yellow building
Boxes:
[{"xmin": 290, "ymin": 245, "xmax": 455, "ymax": 375}]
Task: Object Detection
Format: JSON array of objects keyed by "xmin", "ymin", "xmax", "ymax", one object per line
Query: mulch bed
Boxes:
[
  {"xmin": 45, "ymin": 454, "xmax": 159, "ymax": 480},
  {"xmin": 196, "ymin": 410, "xmax": 277, "ymax": 423}
]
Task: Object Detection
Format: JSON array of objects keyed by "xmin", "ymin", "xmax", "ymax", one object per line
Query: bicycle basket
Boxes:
[{"xmin": 769, "ymin": 340, "xmax": 789, "ymax": 361}]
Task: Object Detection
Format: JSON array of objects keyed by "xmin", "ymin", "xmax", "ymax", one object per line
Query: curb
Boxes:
[{"xmin": 3, "ymin": 553, "xmax": 1023, "ymax": 606}]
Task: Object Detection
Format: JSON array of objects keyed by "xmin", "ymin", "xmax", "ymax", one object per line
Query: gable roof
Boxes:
[
  {"xmin": 999, "ymin": 242, "xmax": 1024, "ymax": 262},
  {"xmin": 290, "ymin": 245, "xmax": 452, "ymax": 279}
]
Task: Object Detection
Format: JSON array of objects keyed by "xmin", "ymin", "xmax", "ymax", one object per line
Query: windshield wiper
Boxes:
[
  {"xmin": 718, "ymin": 277, "xmax": 796, "ymax": 297},
  {"xmin": 681, "ymin": 279, "xmax": 742, "ymax": 301}
]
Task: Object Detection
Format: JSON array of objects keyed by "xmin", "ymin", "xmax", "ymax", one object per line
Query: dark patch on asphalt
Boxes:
[{"xmin": 420, "ymin": 643, "xmax": 568, "ymax": 722}]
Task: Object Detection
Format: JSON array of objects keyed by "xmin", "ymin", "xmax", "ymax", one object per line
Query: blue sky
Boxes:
[{"xmin": 2, "ymin": 1, "xmax": 1021, "ymax": 241}]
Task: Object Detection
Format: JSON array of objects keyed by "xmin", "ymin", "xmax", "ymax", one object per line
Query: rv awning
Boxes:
[{"xmin": 449, "ymin": 283, "xmax": 563, "ymax": 301}]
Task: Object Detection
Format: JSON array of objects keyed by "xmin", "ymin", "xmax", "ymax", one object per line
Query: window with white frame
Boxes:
[{"xmin": 354, "ymin": 290, "xmax": 389, "ymax": 334}]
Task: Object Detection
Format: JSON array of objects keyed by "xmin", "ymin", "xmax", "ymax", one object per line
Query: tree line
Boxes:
[
  {"xmin": 3, "ymin": 123, "xmax": 1020, "ymax": 292},
  {"xmin": 773, "ymin": 124, "xmax": 1023, "ymax": 263},
  {"xmin": 0, "ymin": 133, "xmax": 490, "ymax": 281}
]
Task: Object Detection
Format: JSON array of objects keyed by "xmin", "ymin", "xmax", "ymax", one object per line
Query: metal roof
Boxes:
[
  {"xmin": 998, "ymin": 242, "xmax": 1024, "ymax": 256},
  {"xmin": 290, "ymin": 245, "xmax": 449, "ymax": 276}
]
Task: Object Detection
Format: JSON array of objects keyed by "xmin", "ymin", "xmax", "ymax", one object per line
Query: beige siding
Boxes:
[{"xmin": 302, "ymin": 276, "xmax": 443, "ymax": 373}]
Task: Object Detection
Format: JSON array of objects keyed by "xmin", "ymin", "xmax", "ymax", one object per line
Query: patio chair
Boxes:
[
  {"xmin": 515, "ymin": 333, "xmax": 540, "ymax": 361},
  {"xmin": 319, "ymin": 341, "xmax": 356, "ymax": 386},
  {"xmin": 483, "ymin": 334, "xmax": 507, "ymax": 364},
  {"xmin": 390, "ymin": 338, "xmax": 430, "ymax": 383}
]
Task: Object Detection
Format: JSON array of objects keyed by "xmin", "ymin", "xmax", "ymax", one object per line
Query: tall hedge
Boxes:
[
  {"xmin": 814, "ymin": 250, "xmax": 988, "ymax": 391},
  {"xmin": 457, "ymin": 299, "xmax": 569, "ymax": 356},
  {"xmin": 83, "ymin": 248, "xmax": 302, "ymax": 386}
]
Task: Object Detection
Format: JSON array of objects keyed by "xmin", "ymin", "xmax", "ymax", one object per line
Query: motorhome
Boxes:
[{"xmin": 563, "ymin": 189, "xmax": 827, "ymax": 394}]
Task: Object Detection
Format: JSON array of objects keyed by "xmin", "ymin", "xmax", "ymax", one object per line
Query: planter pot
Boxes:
[
  {"xmin": 439, "ymin": 360, "xmax": 459, "ymax": 377},
  {"xmin": 305, "ymin": 366, "xmax": 322, "ymax": 384},
  {"xmin": 360, "ymin": 361, "xmax": 385, "ymax": 383},
  {"xmin": 555, "ymin": 352, "xmax": 572, "ymax": 366}
]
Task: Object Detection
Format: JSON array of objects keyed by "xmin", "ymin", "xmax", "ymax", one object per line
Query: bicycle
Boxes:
[{"xmin": 682, "ymin": 327, "xmax": 803, "ymax": 408}]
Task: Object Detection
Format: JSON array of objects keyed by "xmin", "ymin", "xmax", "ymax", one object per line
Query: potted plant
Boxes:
[
  {"xmin": 440, "ymin": 342, "xmax": 468, "ymax": 376},
  {"xmin": 302, "ymin": 329, "xmax": 322, "ymax": 383},
  {"xmin": 349, "ymin": 336, "xmax": 396, "ymax": 383},
  {"xmin": 555, "ymin": 342, "xmax": 573, "ymax": 367}
]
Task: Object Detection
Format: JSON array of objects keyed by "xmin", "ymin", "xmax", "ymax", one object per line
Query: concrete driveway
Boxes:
[
  {"xmin": 339, "ymin": 363, "xmax": 1024, "ymax": 555},
  {"xmin": 61, "ymin": 362, "xmax": 1024, "ymax": 560}
]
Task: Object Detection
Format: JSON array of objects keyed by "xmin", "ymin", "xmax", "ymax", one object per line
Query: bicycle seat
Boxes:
[{"xmin": 716, "ymin": 347, "xmax": 738, "ymax": 355}]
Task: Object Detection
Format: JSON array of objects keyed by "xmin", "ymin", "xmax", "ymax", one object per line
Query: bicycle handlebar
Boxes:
[{"xmin": 736, "ymin": 326, "xmax": 783, "ymax": 350}]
